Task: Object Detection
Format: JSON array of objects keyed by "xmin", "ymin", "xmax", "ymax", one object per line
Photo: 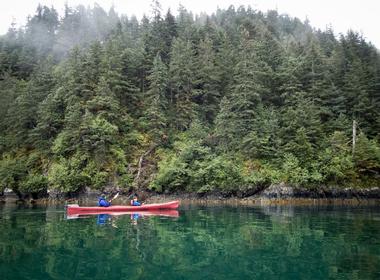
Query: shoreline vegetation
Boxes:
[{"xmin": 0, "ymin": 2, "xmax": 379, "ymax": 199}]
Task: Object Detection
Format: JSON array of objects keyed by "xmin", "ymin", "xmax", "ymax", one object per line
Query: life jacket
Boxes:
[
  {"xmin": 98, "ymin": 197, "xmax": 111, "ymax": 207},
  {"xmin": 130, "ymin": 200, "xmax": 141, "ymax": 206}
]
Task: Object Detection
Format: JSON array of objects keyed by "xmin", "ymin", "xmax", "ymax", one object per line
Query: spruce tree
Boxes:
[
  {"xmin": 195, "ymin": 36, "xmax": 221, "ymax": 123},
  {"xmin": 169, "ymin": 38, "xmax": 196, "ymax": 130},
  {"xmin": 216, "ymin": 28, "xmax": 269, "ymax": 148},
  {"xmin": 144, "ymin": 53, "xmax": 169, "ymax": 142}
]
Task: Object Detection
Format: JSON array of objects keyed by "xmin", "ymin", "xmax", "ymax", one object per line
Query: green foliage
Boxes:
[
  {"xmin": 151, "ymin": 126, "xmax": 245, "ymax": 194},
  {"xmin": 280, "ymin": 153, "xmax": 313, "ymax": 186},
  {"xmin": 241, "ymin": 106, "xmax": 281, "ymax": 158},
  {"xmin": 81, "ymin": 160, "xmax": 108, "ymax": 189},
  {"xmin": 81, "ymin": 115, "xmax": 118, "ymax": 154},
  {"xmin": 191, "ymin": 156, "xmax": 243, "ymax": 193},
  {"xmin": 245, "ymin": 162, "xmax": 282, "ymax": 187},
  {"xmin": 169, "ymin": 38, "xmax": 196, "ymax": 130},
  {"xmin": 195, "ymin": 37, "xmax": 221, "ymax": 123},
  {"xmin": 19, "ymin": 174, "xmax": 48, "ymax": 193},
  {"xmin": 150, "ymin": 154, "xmax": 189, "ymax": 193},
  {"xmin": 318, "ymin": 131, "xmax": 354, "ymax": 183},
  {"xmin": 0, "ymin": 156, "xmax": 27, "ymax": 193},
  {"xmin": 354, "ymin": 133, "xmax": 380, "ymax": 174},
  {"xmin": 319, "ymin": 148, "xmax": 354, "ymax": 183},
  {"xmin": 144, "ymin": 53, "xmax": 169, "ymax": 142},
  {"xmin": 118, "ymin": 173, "xmax": 134, "ymax": 189},
  {"xmin": 48, "ymin": 155, "xmax": 89, "ymax": 193}
]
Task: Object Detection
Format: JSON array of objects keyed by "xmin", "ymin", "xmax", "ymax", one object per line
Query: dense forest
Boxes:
[{"xmin": 0, "ymin": 2, "xmax": 379, "ymax": 198}]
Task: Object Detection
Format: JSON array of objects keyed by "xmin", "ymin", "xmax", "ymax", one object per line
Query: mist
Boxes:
[{"xmin": 2, "ymin": 3, "xmax": 121, "ymax": 61}]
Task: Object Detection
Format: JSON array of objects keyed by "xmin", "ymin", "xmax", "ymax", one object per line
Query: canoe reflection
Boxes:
[{"xmin": 66, "ymin": 209, "xmax": 180, "ymax": 220}]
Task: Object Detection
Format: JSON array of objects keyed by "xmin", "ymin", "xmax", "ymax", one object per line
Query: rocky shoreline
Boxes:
[{"xmin": 1, "ymin": 183, "xmax": 380, "ymax": 206}]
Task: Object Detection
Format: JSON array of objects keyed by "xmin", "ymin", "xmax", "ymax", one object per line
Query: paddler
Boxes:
[
  {"xmin": 130, "ymin": 194, "xmax": 141, "ymax": 206},
  {"xmin": 98, "ymin": 193, "xmax": 112, "ymax": 207}
]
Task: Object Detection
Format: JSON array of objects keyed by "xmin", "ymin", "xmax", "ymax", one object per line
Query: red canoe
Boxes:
[{"xmin": 67, "ymin": 200, "xmax": 180, "ymax": 215}]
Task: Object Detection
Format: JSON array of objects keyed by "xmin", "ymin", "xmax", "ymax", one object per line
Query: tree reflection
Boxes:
[{"xmin": 0, "ymin": 205, "xmax": 379, "ymax": 279}]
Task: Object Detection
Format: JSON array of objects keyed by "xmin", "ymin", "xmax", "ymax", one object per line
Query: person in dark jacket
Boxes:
[{"xmin": 98, "ymin": 194, "xmax": 111, "ymax": 207}]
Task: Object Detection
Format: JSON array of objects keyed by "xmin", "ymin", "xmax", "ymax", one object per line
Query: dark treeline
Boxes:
[{"xmin": 0, "ymin": 3, "xmax": 379, "ymax": 197}]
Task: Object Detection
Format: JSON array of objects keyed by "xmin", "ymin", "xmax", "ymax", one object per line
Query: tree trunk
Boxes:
[
  {"xmin": 134, "ymin": 144, "xmax": 157, "ymax": 186},
  {"xmin": 352, "ymin": 119, "xmax": 357, "ymax": 156}
]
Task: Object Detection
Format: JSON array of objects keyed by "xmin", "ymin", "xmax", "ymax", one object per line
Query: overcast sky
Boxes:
[{"xmin": 1, "ymin": 0, "xmax": 379, "ymax": 48}]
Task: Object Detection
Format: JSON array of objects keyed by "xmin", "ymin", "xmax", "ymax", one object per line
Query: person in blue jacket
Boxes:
[
  {"xmin": 131, "ymin": 195, "xmax": 141, "ymax": 206},
  {"xmin": 98, "ymin": 193, "xmax": 111, "ymax": 207}
]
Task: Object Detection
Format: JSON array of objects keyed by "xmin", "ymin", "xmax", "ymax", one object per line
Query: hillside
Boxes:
[{"xmin": 0, "ymin": 3, "xmax": 379, "ymax": 198}]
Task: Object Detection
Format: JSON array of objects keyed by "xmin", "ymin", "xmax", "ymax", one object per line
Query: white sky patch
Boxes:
[{"xmin": 1, "ymin": 0, "xmax": 379, "ymax": 48}]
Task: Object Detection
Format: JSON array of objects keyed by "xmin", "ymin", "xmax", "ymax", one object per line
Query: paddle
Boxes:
[{"xmin": 109, "ymin": 192, "xmax": 119, "ymax": 202}]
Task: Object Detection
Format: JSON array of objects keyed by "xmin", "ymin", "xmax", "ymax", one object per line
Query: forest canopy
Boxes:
[{"xmin": 0, "ymin": 3, "xmax": 379, "ymax": 197}]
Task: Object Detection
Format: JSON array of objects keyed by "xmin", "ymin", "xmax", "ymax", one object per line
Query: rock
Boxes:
[
  {"xmin": 2, "ymin": 188, "xmax": 18, "ymax": 201},
  {"xmin": 256, "ymin": 184, "xmax": 380, "ymax": 200},
  {"xmin": 259, "ymin": 183, "xmax": 294, "ymax": 198},
  {"xmin": 85, "ymin": 187, "xmax": 100, "ymax": 196},
  {"xmin": 237, "ymin": 185, "xmax": 267, "ymax": 198},
  {"xmin": 47, "ymin": 189, "xmax": 66, "ymax": 199},
  {"xmin": 356, "ymin": 187, "xmax": 380, "ymax": 199}
]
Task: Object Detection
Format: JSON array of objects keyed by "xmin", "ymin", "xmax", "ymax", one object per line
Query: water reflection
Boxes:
[
  {"xmin": 97, "ymin": 213, "xmax": 110, "ymax": 225},
  {"xmin": 0, "ymin": 204, "xmax": 379, "ymax": 280},
  {"xmin": 66, "ymin": 210, "xmax": 180, "ymax": 226},
  {"xmin": 67, "ymin": 210, "xmax": 179, "ymax": 219},
  {"xmin": 131, "ymin": 213, "xmax": 141, "ymax": 225}
]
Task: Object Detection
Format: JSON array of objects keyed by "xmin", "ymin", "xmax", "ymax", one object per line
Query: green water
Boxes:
[{"xmin": 0, "ymin": 204, "xmax": 380, "ymax": 280}]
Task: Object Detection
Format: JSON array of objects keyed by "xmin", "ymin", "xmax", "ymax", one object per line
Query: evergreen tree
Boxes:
[
  {"xmin": 176, "ymin": 5, "xmax": 195, "ymax": 41},
  {"xmin": 169, "ymin": 38, "xmax": 196, "ymax": 130},
  {"xmin": 162, "ymin": 9, "xmax": 177, "ymax": 63},
  {"xmin": 242, "ymin": 106, "xmax": 282, "ymax": 159},
  {"xmin": 25, "ymin": 5, "xmax": 59, "ymax": 57},
  {"xmin": 103, "ymin": 38, "xmax": 140, "ymax": 116},
  {"xmin": 215, "ymin": 28, "xmax": 269, "ymax": 149},
  {"xmin": 279, "ymin": 95, "xmax": 323, "ymax": 163},
  {"xmin": 144, "ymin": 53, "xmax": 169, "ymax": 142},
  {"xmin": 195, "ymin": 37, "xmax": 221, "ymax": 123},
  {"xmin": 214, "ymin": 31, "xmax": 235, "ymax": 97}
]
